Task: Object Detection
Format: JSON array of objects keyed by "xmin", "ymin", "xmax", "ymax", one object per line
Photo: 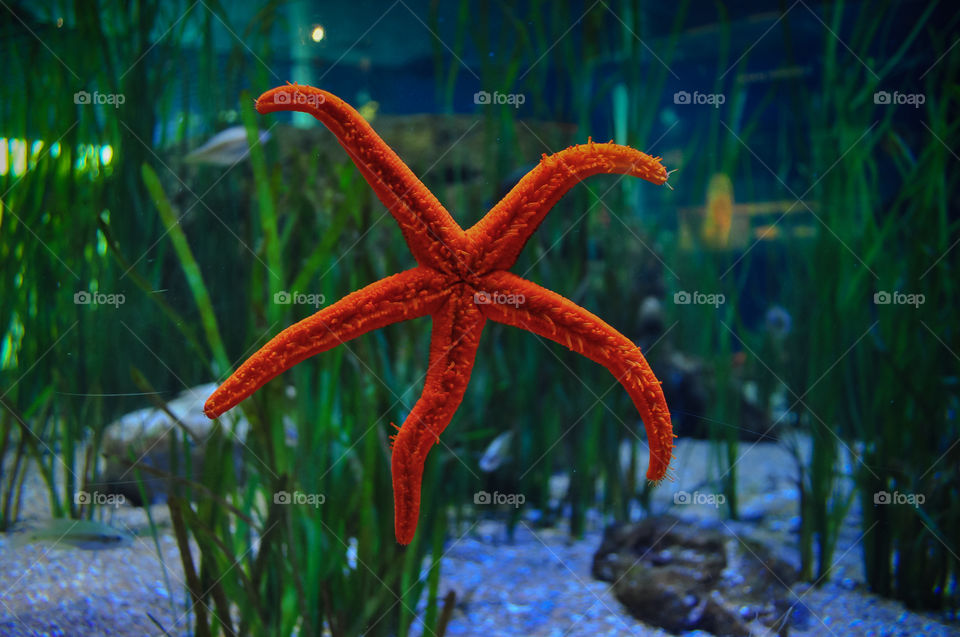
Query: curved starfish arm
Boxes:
[
  {"xmin": 476, "ymin": 271, "xmax": 674, "ymax": 481},
  {"xmin": 467, "ymin": 142, "xmax": 668, "ymax": 271},
  {"xmin": 392, "ymin": 292, "xmax": 486, "ymax": 544},
  {"xmin": 204, "ymin": 267, "xmax": 450, "ymax": 419},
  {"xmin": 256, "ymin": 84, "xmax": 469, "ymax": 271}
]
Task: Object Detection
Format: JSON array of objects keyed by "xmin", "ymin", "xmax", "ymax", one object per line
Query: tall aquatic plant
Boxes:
[
  {"xmin": 779, "ymin": 1, "xmax": 958, "ymax": 606},
  {"xmin": 850, "ymin": 35, "xmax": 960, "ymax": 611},
  {"xmin": 0, "ymin": 2, "xmax": 177, "ymax": 521}
]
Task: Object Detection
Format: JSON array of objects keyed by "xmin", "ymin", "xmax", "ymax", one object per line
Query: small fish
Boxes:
[
  {"xmin": 184, "ymin": 126, "xmax": 270, "ymax": 166},
  {"xmin": 14, "ymin": 518, "xmax": 135, "ymax": 550},
  {"xmin": 479, "ymin": 430, "xmax": 514, "ymax": 472}
]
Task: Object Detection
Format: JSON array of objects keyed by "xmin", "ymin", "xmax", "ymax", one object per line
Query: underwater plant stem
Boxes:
[{"xmin": 141, "ymin": 163, "xmax": 230, "ymax": 376}]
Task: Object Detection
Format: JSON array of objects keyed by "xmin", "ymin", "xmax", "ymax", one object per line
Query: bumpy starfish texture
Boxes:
[{"xmin": 204, "ymin": 83, "xmax": 675, "ymax": 545}]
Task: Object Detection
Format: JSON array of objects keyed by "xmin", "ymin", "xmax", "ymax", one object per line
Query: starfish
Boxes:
[{"xmin": 204, "ymin": 84, "xmax": 675, "ymax": 545}]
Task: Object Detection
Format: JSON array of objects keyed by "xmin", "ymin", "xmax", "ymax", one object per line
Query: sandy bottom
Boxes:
[
  {"xmin": 423, "ymin": 522, "xmax": 957, "ymax": 637},
  {"xmin": 1, "ymin": 437, "xmax": 957, "ymax": 637},
  {"xmin": 0, "ymin": 496, "xmax": 188, "ymax": 637}
]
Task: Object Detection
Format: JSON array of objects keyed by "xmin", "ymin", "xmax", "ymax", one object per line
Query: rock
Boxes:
[
  {"xmin": 611, "ymin": 567, "xmax": 750, "ymax": 635},
  {"xmin": 95, "ymin": 384, "xmax": 250, "ymax": 505},
  {"xmin": 593, "ymin": 515, "xmax": 800, "ymax": 635},
  {"xmin": 700, "ymin": 591, "xmax": 752, "ymax": 636},
  {"xmin": 611, "ymin": 562, "xmax": 705, "ymax": 633},
  {"xmin": 103, "ymin": 384, "xmax": 249, "ymax": 444},
  {"xmin": 592, "ymin": 516, "xmax": 726, "ymax": 584}
]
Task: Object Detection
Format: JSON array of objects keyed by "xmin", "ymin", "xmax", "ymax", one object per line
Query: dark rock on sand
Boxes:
[{"xmin": 593, "ymin": 515, "xmax": 801, "ymax": 635}]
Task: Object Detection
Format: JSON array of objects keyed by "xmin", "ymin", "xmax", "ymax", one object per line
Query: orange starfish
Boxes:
[{"xmin": 204, "ymin": 84, "xmax": 674, "ymax": 545}]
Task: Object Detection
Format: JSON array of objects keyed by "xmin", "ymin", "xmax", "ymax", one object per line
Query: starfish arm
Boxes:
[
  {"xmin": 204, "ymin": 267, "xmax": 450, "ymax": 419},
  {"xmin": 392, "ymin": 290, "xmax": 486, "ymax": 544},
  {"xmin": 476, "ymin": 271, "xmax": 674, "ymax": 481},
  {"xmin": 256, "ymin": 84, "xmax": 469, "ymax": 271},
  {"xmin": 467, "ymin": 142, "xmax": 668, "ymax": 271}
]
